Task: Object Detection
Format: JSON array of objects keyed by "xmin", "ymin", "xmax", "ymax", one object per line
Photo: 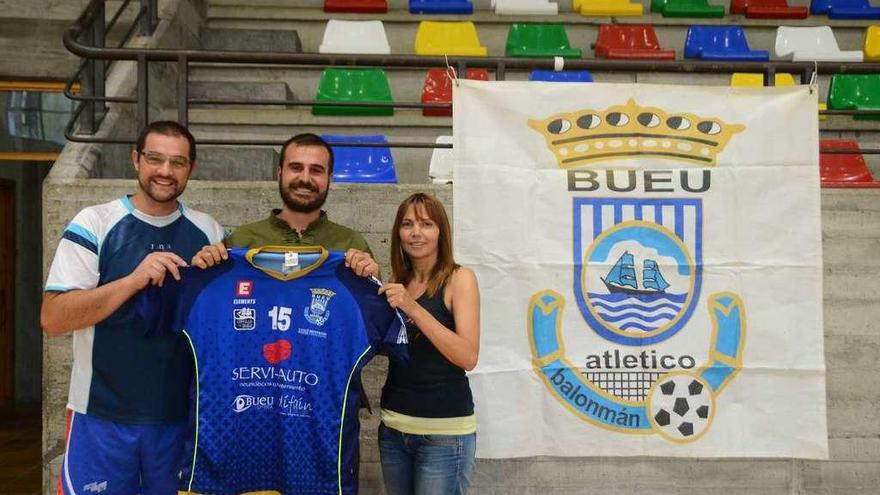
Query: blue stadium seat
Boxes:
[
  {"xmin": 322, "ymin": 135, "xmax": 398, "ymax": 184},
  {"xmin": 684, "ymin": 26, "xmax": 769, "ymax": 61},
  {"xmin": 529, "ymin": 70, "xmax": 594, "ymax": 82},
  {"xmin": 810, "ymin": 0, "xmax": 880, "ymax": 18},
  {"xmin": 410, "ymin": 0, "xmax": 474, "ymax": 14}
]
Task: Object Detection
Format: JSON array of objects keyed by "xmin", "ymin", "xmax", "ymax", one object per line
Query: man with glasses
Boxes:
[{"xmin": 41, "ymin": 120, "xmax": 225, "ymax": 495}]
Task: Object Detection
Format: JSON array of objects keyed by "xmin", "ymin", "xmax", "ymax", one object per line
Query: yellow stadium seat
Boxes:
[
  {"xmin": 731, "ymin": 73, "xmax": 827, "ymax": 121},
  {"xmin": 414, "ymin": 21, "xmax": 488, "ymax": 56},
  {"xmin": 863, "ymin": 25, "xmax": 880, "ymax": 61},
  {"xmin": 818, "ymin": 102, "xmax": 827, "ymax": 122},
  {"xmin": 730, "ymin": 72, "xmax": 796, "ymax": 87},
  {"xmin": 579, "ymin": 0, "xmax": 644, "ymax": 15}
]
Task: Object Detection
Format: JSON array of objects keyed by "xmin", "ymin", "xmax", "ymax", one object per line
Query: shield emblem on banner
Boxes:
[{"xmin": 573, "ymin": 198, "xmax": 703, "ymax": 346}]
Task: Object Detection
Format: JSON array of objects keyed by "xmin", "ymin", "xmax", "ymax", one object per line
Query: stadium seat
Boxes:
[
  {"xmin": 864, "ymin": 25, "xmax": 880, "ymax": 61},
  {"xmin": 594, "ymin": 25, "xmax": 676, "ymax": 60},
  {"xmin": 529, "ymin": 70, "xmax": 593, "ymax": 82},
  {"xmin": 578, "ymin": 0, "xmax": 644, "ymax": 15},
  {"xmin": 410, "ymin": 0, "xmax": 474, "ymax": 14},
  {"xmin": 684, "ymin": 26, "xmax": 769, "ymax": 61},
  {"xmin": 324, "ymin": 0, "xmax": 388, "ymax": 13},
  {"xmin": 414, "ymin": 21, "xmax": 487, "ymax": 56},
  {"xmin": 775, "ymin": 26, "xmax": 863, "ymax": 62},
  {"xmin": 494, "ymin": 0, "xmax": 559, "ymax": 15},
  {"xmin": 429, "ymin": 135, "xmax": 454, "ymax": 184},
  {"xmin": 819, "ymin": 139, "xmax": 878, "ymax": 187},
  {"xmin": 321, "ymin": 135, "xmax": 398, "ymax": 184},
  {"xmin": 652, "ymin": 0, "xmax": 725, "ymax": 17},
  {"xmin": 506, "ymin": 23, "xmax": 583, "ymax": 58},
  {"xmin": 730, "ymin": 72, "xmax": 796, "ymax": 86},
  {"xmin": 827, "ymin": 74, "xmax": 880, "ymax": 120},
  {"xmin": 421, "ymin": 68, "xmax": 490, "ymax": 116},
  {"xmin": 319, "ymin": 20, "xmax": 390, "ymax": 54},
  {"xmin": 811, "ymin": 0, "xmax": 880, "ymax": 18},
  {"xmin": 313, "ymin": 68, "xmax": 393, "ymax": 117},
  {"xmin": 730, "ymin": 73, "xmax": 828, "ymax": 120},
  {"xmin": 729, "ymin": 0, "xmax": 808, "ymax": 17}
]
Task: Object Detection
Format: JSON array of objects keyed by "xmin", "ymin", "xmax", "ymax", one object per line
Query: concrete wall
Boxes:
[
  {"xmin": 41, "ymin": 177, "xmax": 880, "ymax": 494},
  {"xmin": 38, "ymin": 0, "xmax": 880, "ymax": 493}
]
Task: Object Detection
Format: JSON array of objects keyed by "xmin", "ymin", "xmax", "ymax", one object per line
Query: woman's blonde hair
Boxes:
[{"xmin": 390, "ymin": 192, "xmax": 458, "ymax": 297}]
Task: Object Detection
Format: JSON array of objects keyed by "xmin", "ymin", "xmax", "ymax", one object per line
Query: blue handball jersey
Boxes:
[{"xmin": 138, "ymin": 247, "xmax": 407, "ymax": 495}]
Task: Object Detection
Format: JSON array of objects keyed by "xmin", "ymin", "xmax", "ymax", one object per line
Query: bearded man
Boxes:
[
  {"xmin": 41, "ymin": 121, "xmax": 225, "ymax": 495},
  {"xmin": 192, "ymin": 133, "xmax": 378, "ymax": 277}
]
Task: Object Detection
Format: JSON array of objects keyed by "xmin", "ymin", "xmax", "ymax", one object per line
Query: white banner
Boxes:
[{"xmin": 453, "ymin": 80, "xmax": 827, "ymax": 458}]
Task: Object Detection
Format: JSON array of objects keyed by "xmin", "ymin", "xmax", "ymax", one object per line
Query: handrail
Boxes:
[{"xmin": 62, "ymin": 0, "xmax": 880, "ymax": 156}]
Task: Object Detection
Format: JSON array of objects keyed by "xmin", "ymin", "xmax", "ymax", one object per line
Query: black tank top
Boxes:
[{"xmin": 380, "ymin": 282, "xmax": 474, "ymax": 418}]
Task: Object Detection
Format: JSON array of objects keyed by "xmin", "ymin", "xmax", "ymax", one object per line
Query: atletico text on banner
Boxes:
[{"xmin": 452, "ymin": 80, "xmax": 827, "ymax": 459}]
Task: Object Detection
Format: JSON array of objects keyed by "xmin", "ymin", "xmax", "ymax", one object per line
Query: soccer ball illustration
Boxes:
[{"xmin": 647, "ymin": 373, "xmax": 715, "ymax": 442}]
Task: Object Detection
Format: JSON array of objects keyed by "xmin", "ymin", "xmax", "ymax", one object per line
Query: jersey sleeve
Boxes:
[
  {"xmin": 137, "ymin": 272, "xmax": 186, "ymax": 337},
  {"xmin": 337, "ymin": 265, "xmax": 408, "ymax": 361},
  {"xmin": 137, "ymin": 264, "xmax": 229, "ymax": 337},
  {"xmin": 45, "ymin": 208, "xmax": 101, "ymax": 292}
]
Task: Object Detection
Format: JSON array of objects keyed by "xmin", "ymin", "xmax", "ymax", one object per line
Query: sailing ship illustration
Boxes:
[{"xmin": 601, "ymin": 251, "xmax": 670, "ymax": 295}]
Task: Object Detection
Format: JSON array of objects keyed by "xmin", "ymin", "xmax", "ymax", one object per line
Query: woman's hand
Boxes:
[{"xmin": 378, "ymin": 283, "xmax": 418, "ymax": 315}]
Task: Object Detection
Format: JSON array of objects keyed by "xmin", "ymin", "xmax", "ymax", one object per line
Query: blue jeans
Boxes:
[{"xmin": 378, "ymin": 423, "xmax": 476, "ymax": 495}]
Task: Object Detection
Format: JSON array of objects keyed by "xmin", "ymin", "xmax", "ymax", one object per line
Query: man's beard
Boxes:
[
  {"xmin": 139, "ymin": 176, "xmax": 183, "ymax": 204},
  {"xmin": 279, "ymin": 179, "xmax": 329, "ymax": 213}
]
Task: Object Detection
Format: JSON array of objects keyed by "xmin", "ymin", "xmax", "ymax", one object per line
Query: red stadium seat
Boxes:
[
  {"xmin": 324, "ymin": 0, "xmax": 388, "ymax": 13},
  {"xmin": 730, "ymin": 0, "xmax": 808, "ymax": 18},
  {"xmin": 819, "ymin": 139, "xmax": 879, "ymax": 187},
  {"xmin": 421, "ymin": 68, "xmax": 490, "ymax": 117},
  {"xmin": 594, "ymin": 25, "xmax": 676, "ymax": 60}
]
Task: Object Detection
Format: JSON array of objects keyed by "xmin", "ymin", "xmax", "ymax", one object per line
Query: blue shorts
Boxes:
[{"xmin": 59, "ymin": 409, "xmax": 186, "ymax": 495}]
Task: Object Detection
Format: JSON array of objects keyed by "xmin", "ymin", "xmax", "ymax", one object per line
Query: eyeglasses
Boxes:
[{"xmin": 140, "ymin": 151, "xmax": 190, "ymax": 169}]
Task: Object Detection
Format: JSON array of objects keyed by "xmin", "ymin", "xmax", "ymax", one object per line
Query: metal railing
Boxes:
[{"xmin": 62, "ymin": 0, "xmax": 880, "ymax": 155}]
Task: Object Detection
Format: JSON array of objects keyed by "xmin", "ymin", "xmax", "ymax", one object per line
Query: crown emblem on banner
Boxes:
[{"xmin": 527, "ymin": 99, "xmax": 745, "ymax": 167}]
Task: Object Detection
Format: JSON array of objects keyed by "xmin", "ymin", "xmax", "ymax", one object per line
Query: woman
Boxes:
[{"xmin": 378, "ymin": 192, "xmax": 481, "ymax": 495}]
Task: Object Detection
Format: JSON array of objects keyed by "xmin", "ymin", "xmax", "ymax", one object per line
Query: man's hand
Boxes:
[
  {"xmin": 127, "ymin": 252, "xmax": 188, "ymax": 289},
  {"xmin": 191, "ymin": 241, "xmax": 228, "ymax": 269},
  {"xmin": 345, "ymin": 248, "xmax": 379, "ymax": 278}
]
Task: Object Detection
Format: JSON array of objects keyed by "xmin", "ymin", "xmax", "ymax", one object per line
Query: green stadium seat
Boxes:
[
  {"xmin": 505, "ymin": 23, "xmax": 582, "ymax": 58},
  {"xmin": 652, "ymin": 0, "xmax": 726, "ymax": 17},
  {"xmin": 827, "ymin": 74, "xmax": 880, "ymax": 120},
  {"xmin": 312, "ymin": 68, "xmax": 393, "ymax": 117}
]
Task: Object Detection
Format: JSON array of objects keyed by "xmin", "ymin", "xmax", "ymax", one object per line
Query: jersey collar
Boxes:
[{"xmin": 244, "ymin": 245, "xmax": 329, "ymax": 281}]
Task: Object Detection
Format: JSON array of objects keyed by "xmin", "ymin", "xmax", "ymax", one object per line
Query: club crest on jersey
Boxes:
[
  {"xmin": 304, "ymin": 288, "xmax": 335, "ymax": 326},
  {"xmin": 233, "ymin": 307, "xmax": 256, "ymax": 331}
]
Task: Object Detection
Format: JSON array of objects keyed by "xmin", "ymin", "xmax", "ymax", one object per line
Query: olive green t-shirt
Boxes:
[{"xmin": 225, "ymin": 209, "xmax": 371, "ymax": 254}]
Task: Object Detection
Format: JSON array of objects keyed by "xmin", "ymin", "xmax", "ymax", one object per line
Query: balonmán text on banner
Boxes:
[{"xmin": 452, "ymin": 81, "xmax": 826, "ymax": 458}]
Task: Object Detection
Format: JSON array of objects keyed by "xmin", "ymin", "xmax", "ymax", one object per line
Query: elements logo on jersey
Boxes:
[
  {"xmin": 304, "ymin": 288, "xmax": 335, "ymax": 326},
  {"xmin": 526, "ymin": 100, "xmax": 748, "ymax": 444},
  {"xmin": 236, "ymin": 280, "xmax": 253, "ymax": 297},
  {"xmin": 233, "ymin": 307, "xmax": 256, "ymax": 331}
]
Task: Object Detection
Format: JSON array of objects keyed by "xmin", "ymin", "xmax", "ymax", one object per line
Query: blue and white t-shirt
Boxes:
[
  {"xmin": 137, "ymin": 247, "xmax": 407, "ymax": 495},
  {"xmin": 45, "ymin": 195, "xmax": 225, "ymax": 424}
]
